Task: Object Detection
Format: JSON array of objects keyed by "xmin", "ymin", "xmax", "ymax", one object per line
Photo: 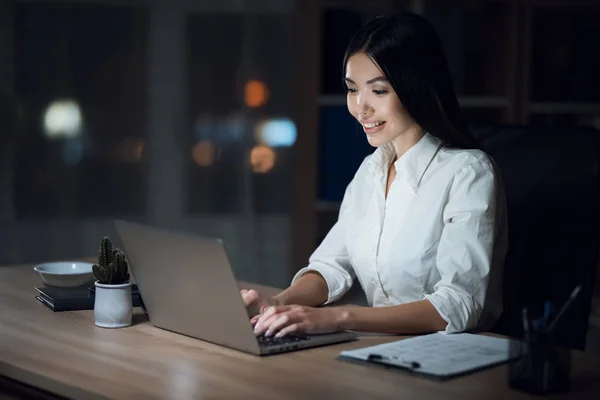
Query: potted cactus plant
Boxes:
[{"xmin": 92, "ymin": 236, "xmax": 133, "ymax": 328}]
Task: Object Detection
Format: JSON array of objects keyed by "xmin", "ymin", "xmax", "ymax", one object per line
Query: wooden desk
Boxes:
[{"xmin": 1, "ymin": 264, "xmax": 600, "ymax": 400}]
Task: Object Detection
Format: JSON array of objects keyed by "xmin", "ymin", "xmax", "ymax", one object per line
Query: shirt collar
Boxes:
[{"xmin": 367, "ymin": 132, "xmax": 444, "ymax": 191}]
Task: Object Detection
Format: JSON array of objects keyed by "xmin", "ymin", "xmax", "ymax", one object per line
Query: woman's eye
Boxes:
[
  {"xmin": 373, "ymin": 89, "xmax": 388, "ymax": 95},
  {"xmin": 345, "ymin": 87, "xmax": 357, "ymax": 94}
]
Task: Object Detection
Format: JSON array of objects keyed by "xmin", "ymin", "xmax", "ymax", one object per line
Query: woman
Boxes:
[{"xmin": 242, "ymin": 13, "xmax": 508, "ymax": 338}]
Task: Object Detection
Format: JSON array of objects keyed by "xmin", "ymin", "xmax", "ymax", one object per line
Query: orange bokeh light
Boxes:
[
  {"xmin": 192, "ymin": 141, "xmax": 215, "ymax": 167},
  {"xmin": 250, "ymin": 145, "xmax": 275, "ymax": 173},
  {"xmin": 117, "ymin": 138, "xmax": 145, "ymax": 163},
  {"xmin": 244, "ymin": 80, "xmax": 269, "ymax": 108}
]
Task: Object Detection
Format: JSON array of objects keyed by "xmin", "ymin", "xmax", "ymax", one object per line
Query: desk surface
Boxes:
[{"xmin": 1, "ymin": 263, "xmax": 600, "ymax": 400}]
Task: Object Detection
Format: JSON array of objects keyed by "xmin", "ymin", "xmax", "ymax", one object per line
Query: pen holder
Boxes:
[{"xmin": 508, "ymin": 333, "xmax": 571, "ymax": 395}]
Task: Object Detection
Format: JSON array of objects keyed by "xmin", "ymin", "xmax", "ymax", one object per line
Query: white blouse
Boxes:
[{"xmin": 292, "ymin": 133, "xmax": 508, "ymax": 334}]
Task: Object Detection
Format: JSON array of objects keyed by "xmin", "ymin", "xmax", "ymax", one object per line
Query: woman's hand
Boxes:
[
  {"xmin": 240, "ymin": 289, "xmax": 280, "ymax": 317},
  {"xmin": 252, "ymin": 305, "xmax": 346, "ymax": 338}
]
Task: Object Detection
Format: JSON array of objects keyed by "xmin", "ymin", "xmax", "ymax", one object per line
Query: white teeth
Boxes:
[{"xmin": 364, "ymin": 121, "xmax": 385, "ymax": 128}]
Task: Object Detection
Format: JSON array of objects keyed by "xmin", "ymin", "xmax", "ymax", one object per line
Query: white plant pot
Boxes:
[{"xmin": 94, "ymin": 281, "xmax": 133, "ymax": 328}]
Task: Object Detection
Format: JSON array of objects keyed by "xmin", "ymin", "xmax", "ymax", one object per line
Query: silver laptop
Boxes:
[{"xmin": 114, "ymin": 220, "xmax": 357, "ymax": 355}]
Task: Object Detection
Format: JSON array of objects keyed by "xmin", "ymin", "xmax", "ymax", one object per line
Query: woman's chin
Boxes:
[{"xmin": 365, "ymin": 134, "xmax": 389, "ymax": 148}]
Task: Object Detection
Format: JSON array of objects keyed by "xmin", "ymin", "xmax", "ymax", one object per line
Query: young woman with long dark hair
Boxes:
[{"xmin": 242, "ymin": 12, "xmax": 508, "ymax": 337}]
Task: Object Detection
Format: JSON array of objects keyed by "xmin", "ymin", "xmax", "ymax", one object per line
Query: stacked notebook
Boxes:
[{"xmin": 35, "ymin": 284, "xmax": 142, "ymax": 311}]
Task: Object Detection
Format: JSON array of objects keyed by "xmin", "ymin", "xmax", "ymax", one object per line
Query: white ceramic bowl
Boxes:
[{"xmin": 33, "ymin": 261, "xmax": 95, "ymax": 288}]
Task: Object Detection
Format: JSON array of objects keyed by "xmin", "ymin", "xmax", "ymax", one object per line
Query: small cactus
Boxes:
[{"xmin": 92, "ymin": 237, "xmax": 130, "ymax": 285}]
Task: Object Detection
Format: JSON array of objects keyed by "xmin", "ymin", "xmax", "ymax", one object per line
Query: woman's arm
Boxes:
[
  {"xmin": 422, "ymin": 158, "xmax": 505, "ymax": 333},
  {"xmin": 336, "ymin": 300, "xmax": 447, "ymax": 333},
  {"xmin": 254, "ymin": 299, "xmax": 447, "ymax": 337},
  {"xmin": 283, "ymin": 161, "xmax": 368, "ymax": 306},
  {"xmin": 243, "ymin": 272, "xmax": 329, "ymax": 317},
  {"xmin": 274, "ymin": 272, "xmax": 329, "ymax": 307}
]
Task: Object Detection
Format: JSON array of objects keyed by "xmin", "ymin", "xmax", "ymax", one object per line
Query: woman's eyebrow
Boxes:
[
  {"xmin": 366, "ymin": 76, "xmax": 388, "ymax": 84},
  {"xmin": 344, "ymin": 76, "xmax": 388, "ymax": 84}
]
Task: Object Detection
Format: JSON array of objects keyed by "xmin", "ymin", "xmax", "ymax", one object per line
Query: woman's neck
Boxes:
[{"xmin": 391, "ymin": 125, "xmax": 425, "ymax": 159}]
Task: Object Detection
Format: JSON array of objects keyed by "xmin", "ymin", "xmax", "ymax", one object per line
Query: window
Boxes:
[
  {"xmin": 14, "ymin": 3, "xmax": 148, "ymax": 218},
  {"xmin": 186, "ymin": 12, "xmax": 295, "ymax": 215}
]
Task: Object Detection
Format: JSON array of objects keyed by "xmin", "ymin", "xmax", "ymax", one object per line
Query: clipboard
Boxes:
[{"xmin": 337, "ymin": 332, "xmax": 517, "ymax": 380}]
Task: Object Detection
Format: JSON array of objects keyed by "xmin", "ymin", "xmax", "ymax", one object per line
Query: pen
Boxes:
[
  {"xmin": 547, "ymin": 285, "xmax": 582, "ymax": 334},
  {"xmin": 368, "ymin": 354, "xmax": 421, "ymax": 369}
]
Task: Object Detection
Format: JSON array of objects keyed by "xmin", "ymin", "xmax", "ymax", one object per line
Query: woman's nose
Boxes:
[{"xmin": 356, "ymin": 94, "xmax": 371, "ymax": 117}]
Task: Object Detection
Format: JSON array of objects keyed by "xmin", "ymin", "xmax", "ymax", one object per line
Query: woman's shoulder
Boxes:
[
  {"xmin": 352, "ymin": 153, "xmax": 377, "ymax": 178},
  {"xmin": 439, "ymin": 146, "xmax": 496, "ymax": 174}
]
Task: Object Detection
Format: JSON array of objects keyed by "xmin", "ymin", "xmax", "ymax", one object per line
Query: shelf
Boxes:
[
  {"xmin": 317, "ymin": 95, "xmax": 509, "ymax": 109},
  {"xmin": 318, "ymin": 95, "xmax": 347, "ymax": 106},
  {"xmin": 315, "ymin": 200, "xmax": 342, "ymax": 212},
  {"xmin": 528, "ymin": 103, "xmax": 600, "ymax": 115},
  {"xmin": 458, "ymin": 97, "xmax": 509, "ymax": 108}
]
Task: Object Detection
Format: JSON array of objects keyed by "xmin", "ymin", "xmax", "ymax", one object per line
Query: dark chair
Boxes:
[{"xmin": 474, "ymin": 124, "xmax": 600, "ymax": 350}]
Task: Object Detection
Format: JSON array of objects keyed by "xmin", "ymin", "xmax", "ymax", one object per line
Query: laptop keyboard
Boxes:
[{"xmin": 257, "ymin": 334, "xmax": 310, "ymax": 348}]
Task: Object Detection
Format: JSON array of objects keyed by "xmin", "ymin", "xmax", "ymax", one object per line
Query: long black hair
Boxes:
[{"xmin": 343, "ymin": 13, "xmax": 478, "ymax": 149}]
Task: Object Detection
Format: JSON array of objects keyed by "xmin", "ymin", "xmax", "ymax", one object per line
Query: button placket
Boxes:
[
  {"xmin": 374, "ymin": 195, "xmax": 388, "ymax": 300},
  {"xmin": 369, "ymin": 160, "xmax": 392, "ymax": 302},
  {"xmin": 375, "ymin": 174, "xmax": 402, "ymax": 302}
]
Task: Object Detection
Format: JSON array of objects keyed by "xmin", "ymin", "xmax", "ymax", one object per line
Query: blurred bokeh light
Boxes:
[
  {"xmin": 255, "ymin": 118, "xmax": 296, "ymax": 147},
  {"xmin": 192, "ymin": 140, "xmax": 216, "ymax": 167},
  {"xmin": 244, "ymin": 80, "xmax": 269, "ymax": 108},
  {"xmin": 116, "ymin": 138, "xmax": 145, "ymax": 163},
  {"xmin": 43, "ymin": 99, "xmax": 82, "ymax": 139},
  {"xmin": 250, "ymin": 144, "xmax": 275, "ymax": 173}
]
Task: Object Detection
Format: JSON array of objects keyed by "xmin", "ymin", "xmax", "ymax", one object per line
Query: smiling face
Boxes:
[{"xmin": 345, "ymin": 52, "xmax": 421, "ymax": 150}]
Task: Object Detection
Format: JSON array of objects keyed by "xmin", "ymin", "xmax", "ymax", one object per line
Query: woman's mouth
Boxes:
[{"xmin": 362, "ymin": 120, "xmax": 386, "ymax": 135}]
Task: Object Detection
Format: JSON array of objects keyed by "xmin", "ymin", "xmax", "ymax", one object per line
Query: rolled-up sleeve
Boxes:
[
  {"xmin": 291, "ymin": 181, "xmax": 356, "ymax": 305},
  {"xmin": 424, "ymin": 159, "xmax": 503, "ymax": 333}
]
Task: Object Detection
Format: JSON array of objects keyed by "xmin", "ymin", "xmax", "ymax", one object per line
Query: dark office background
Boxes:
[{"xmin": 1, "ymin": 0, "xmax": 600, "ymax": 350}]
